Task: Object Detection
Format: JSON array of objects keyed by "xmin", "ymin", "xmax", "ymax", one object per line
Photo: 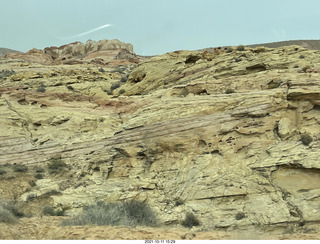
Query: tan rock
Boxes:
[
  {"xmin": 2, "ymin": 44, "xmax": 320, "ymax": 236},
  {"xmin": 278, "ymin": 117, "xmax": 296, "ymax": 139}
]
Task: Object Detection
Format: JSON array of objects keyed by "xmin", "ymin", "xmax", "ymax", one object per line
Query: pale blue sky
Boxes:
[{"xmin": 1, "ymin": 0, "xmax": 320, "ymax": 55}]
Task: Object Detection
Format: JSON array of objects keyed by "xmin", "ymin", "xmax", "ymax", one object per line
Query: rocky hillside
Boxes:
[
  {"xmin": 0, "ymin": 48, "xmax": 21, "ymax": 58},
  {"xmin": 1, "ymin": 40, "xmax": 320, "ymax": 239},
  {"xmin": 4, "ymin": 39, "xmax": 140, "ymax": 65},
  {"xmin": 248, "ymin": 39, "xmax": 320, "ymax": 50}
]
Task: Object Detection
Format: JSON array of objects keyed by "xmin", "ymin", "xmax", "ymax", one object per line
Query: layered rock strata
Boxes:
[{"xmin": 1, "ymin": 43, "xmax": 320, "ymax": 234}]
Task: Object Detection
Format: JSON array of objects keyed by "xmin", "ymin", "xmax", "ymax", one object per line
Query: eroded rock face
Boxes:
[
  {"xmin": 4, "ymin": 39, "xmax": 138, "ymax": 65},
  {"xmin": 1, "ymin": 43, "xmax": 320, "ymax": 235}
]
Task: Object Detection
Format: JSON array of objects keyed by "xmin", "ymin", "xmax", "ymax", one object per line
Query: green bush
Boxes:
[
  {"xmin": 13, "ymin": 164, "xmax": 28, "ymax": 173},
  {"xmin": 302, "ymin": 65, "xmax": 311, "ymax": 73},
  {"xmin": 235, "ymin": 212, "xmax": 246, "ymax": 220},
  {"xmin": 237, "ymin": 45, "xmax": 245, "ymax": 51},
  {"xmin": 98, "ymin": 67, "xmax": 106, "ymax": 73},
  {"xmin": 226, "ymin": 47, "xmax": 233, "ymax": 53},
  {"xmin": 34, "ymin": 167, "xmax": 45, "ymax": 173},
  {"xmin": 67, "ymin": 85, "xmax": 74, "ymax": 91},
  {"xmin": 301, "ymin": 134, "xmax": 313, "ymax": 145},
  {"xmin": 120, "ymin": 74, "xmax": 129, "ymax": 83},
  {"xmin": 47, "ymin": 157, "xmax": 68, "ymax": 174},
  {"xmin": 0, "ymin": 169, "xmax": 6, "ymax": 175},
  {"xmin": 0, "ymin": 206, "xmax": 16, "ymax": 223},
  {"xmin": 42, "ymin": 205, "xmax": 64, "ymax": 216},
  {"xmin": 175, "ymin": 198, "xmax": 185, "ymax": 206},
  {"xmin": 118, "ymin": 89, "xmax": 126, "ymax": 95},
  {"xmin": 26, "ymin": 193, "xmax": 36, "ymax": 202},
  {"xmin": 225, "ymin": 88, "xmax": 235, "ymax": 94},
  {"xmin": 36, "ymin": 86, "xmax": 46, "ymax": 93},
  {"xmin": 34, "ymin": 173, "xmax": 44, "ymax": 179},
  {"xmin": 181, "ymin": 213, "xmax": 200, "ymax": 228},
  {"xmin": 180, "ymin": 88, "xmax": 189, "ymax": 97},
  {"xmin": 110, "ymin": 82, "xmax": 120, "ymax": 91},
  {"xmin": 0, "ymin": 199, "xmax": 24, "ymax": 223},
  {"xmin": 61, "ymin": 201, "xmax": 157, "ymax": 227},
  {"xmin": 0, "ymin": 70, "xmax": 15, "ymax": 79}
]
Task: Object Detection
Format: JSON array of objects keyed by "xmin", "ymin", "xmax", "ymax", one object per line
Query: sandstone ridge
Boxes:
[
  {"xmin": 1, "ymin": 42, "xmax": 320, "ymax": 239},
  {"xmin": 4, "ymin": 39, "xmax": 139, "ymax": 65}
]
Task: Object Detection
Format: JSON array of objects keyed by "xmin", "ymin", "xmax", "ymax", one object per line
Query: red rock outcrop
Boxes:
[{"xmin": 4, "ymin": 39, "xmax": 138, "ymax": 66}]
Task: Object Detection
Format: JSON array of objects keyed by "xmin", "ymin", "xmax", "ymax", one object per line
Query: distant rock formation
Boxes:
[
  {"xmin": 4, "ymin": 39, "xmax": 139, "ymax": 65},
  {"xmin": 0, "ymin": 47, "xmax": 21, "ymax": 58}
]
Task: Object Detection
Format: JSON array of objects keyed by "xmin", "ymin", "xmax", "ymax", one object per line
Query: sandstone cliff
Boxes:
[{"xmin": 1, "ymin": 41, "xmax": 320, "ymax": 239}]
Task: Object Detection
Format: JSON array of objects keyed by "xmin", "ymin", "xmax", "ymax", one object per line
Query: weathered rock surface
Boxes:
[
  {"xmin": 1, "ymin": 42, "xmax": 320, "ymax": 239},
  {"xmin": 4, "ymin": 39, "xmax": 139, "ymax": 65}
]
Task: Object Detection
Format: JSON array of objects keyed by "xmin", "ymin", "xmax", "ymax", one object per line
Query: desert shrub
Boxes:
[
  {"xmin": 181, "ymin": 213, "xmax": 200, "ymax": 228},
  {"xmin": 237, "ymin": 45, "xmax": 245, "ymax": 51},
  {"xmin": 26, "ymin": 193, "xmax": 36, "ymax": 202},
  {"xmin": 302, "ymin": 65, "xmax": 311, "ymax": 73},
  {"xmin": 42, "ymin": 190, "xmax": 60, "ymax": 197},
  {"xmin": 180, "ymin": 88, "xmax": 189, "ymax": 97},
  {"xmin": 110, "ymin": 82, "xmax": 120, "ymax": 91},
  {"xmin": 301, "ymin": 134, "xmax": 313, "ymax": 145},
  {"xmin": 42, "ymin": 205, "xmax": 64, "ymax": 216},
  {"xmin": 0, "ymin": 206, "xmax": 16, "ymax": 223},
  {"xmin": 0, "ymin": 169, "xmax": 6, "ymax": 175},
  {"xmin": 225, "ymin": 88, "xmax": 235, "ymax": 94},
  {"xmin": 0, "ymin": 199, "xmax": 24, "ymax": 223},
  {"xmin": 235, "ymin": 212, "xmax": 246, "ymax": 220},
  {"xmin": 98, "ymin": 67, "xmax": 106, "ymax": 73},
  {"xmin": 66, "ymin": 85, "xmax": 74, "ymax": 91},
  {"xmin": 175, "ymin": 198, "xmax": 185, "ymax": 206},
  {"xmin": 47, "ymin": 157, "xmax": 68, "ymax": 174},
  {"xmin": 36, "ymin": 85, "xmax": 46, "ymax": 93},
  {"xmin": 118, "ymin": 89, "xmax": 126, "ymax": 95},
  {"xmin": 0, "ymin": 70, "xmax": 15, "ymax": 79},
  {"xmin": 34, "ymin": 167, "xmax": 45, "ymax": 173},
  {"xmin": 61, "ymin": 201, "xmax": 157, "ymax": 227},
  {"xmin": 226, "ymin": 47, "xmax": 233, "ymax": 53},
  {"xmin": 34, "ymin": 173, "xmax": 44, "ymax": 179},
  {"xmin": 13, "ymin": 164, "xmax": 28, "ymax": 173},
  {"xmin": 299, "ymin": 55, "xmax": 305, "ymax": 59},
  {"xmin": 120, "ymin": 74, "xmax": 129, "ymax": 83}
]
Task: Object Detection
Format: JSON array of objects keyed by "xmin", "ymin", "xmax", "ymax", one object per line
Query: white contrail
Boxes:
[{"xmin": 53, "ymin": 24, "xmax": 113, "ymax": 40}]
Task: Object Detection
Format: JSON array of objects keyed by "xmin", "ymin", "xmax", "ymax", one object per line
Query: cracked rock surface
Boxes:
[{"xmin": 1, "ymin": 41, "xmax": 320, "ymax": 239}]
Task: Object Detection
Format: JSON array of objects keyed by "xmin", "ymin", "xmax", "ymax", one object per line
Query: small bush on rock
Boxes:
[
  {"xmin": 302, "ymin": 65, "xmax": 311, "ymax": 73},
  {"xmin": 34, "ymin": 173, "xmax": 44, "ymax": 179},
  {"xmin": 47, "ymin": 157, "xmax": 68, "ymax": 174},
  {"xmin": 237, "ymin": 45, "xmax": 245, "ymax": 51},
  {"xmin": 181, "ymin": 213, "xmax": 200, "ymax": 228},
  {"xmin": 13, "ymin": 164, "xmax": 28, "ymax": 173},
  {"xmin": 118, "ymin": 89, "xmax": 126, "ymax": 95},
  {"xmin": 110, "ymin": 82, "xmax": 120, "ymax": 91},
  {"xmin": 301, "ymin": 133, "xmax": 313, "ymax": 145},
  {"xmin": 36, "ymin": 85, "xmax": 46, "ymax": 93},
  {"xmin": 61, "ymin": 201, "xmax": 158, "ymax": 227},
  {"xmin": 42, "ymin": 205, "xmax": 64, "ymax": 216},
  {"xmin": 0, "ymin": 70, "xmax": 15, "ymax": 79},
  {"xmin": 34, "ymin": 167, "xmax": 45, "ymax": 173},
  {"xmin": 0, "ymin": 206, "xmax": 16, "ymax": 223},
  {"xmin": 235, "ymin": 212, "xmax": 246, "ymax": 220},
  {"xmin": 225, "ymin": 88, "xmax": 235, "ymax": 94},
  {"xmin": 0, "ymin": 199, "xmax": 24, "ymax": 223}
]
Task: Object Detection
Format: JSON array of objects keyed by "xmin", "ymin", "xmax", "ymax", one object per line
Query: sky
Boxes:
[{"xmin": 1, "ymin": 0, "xmax": 320, "ymax": 55}]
